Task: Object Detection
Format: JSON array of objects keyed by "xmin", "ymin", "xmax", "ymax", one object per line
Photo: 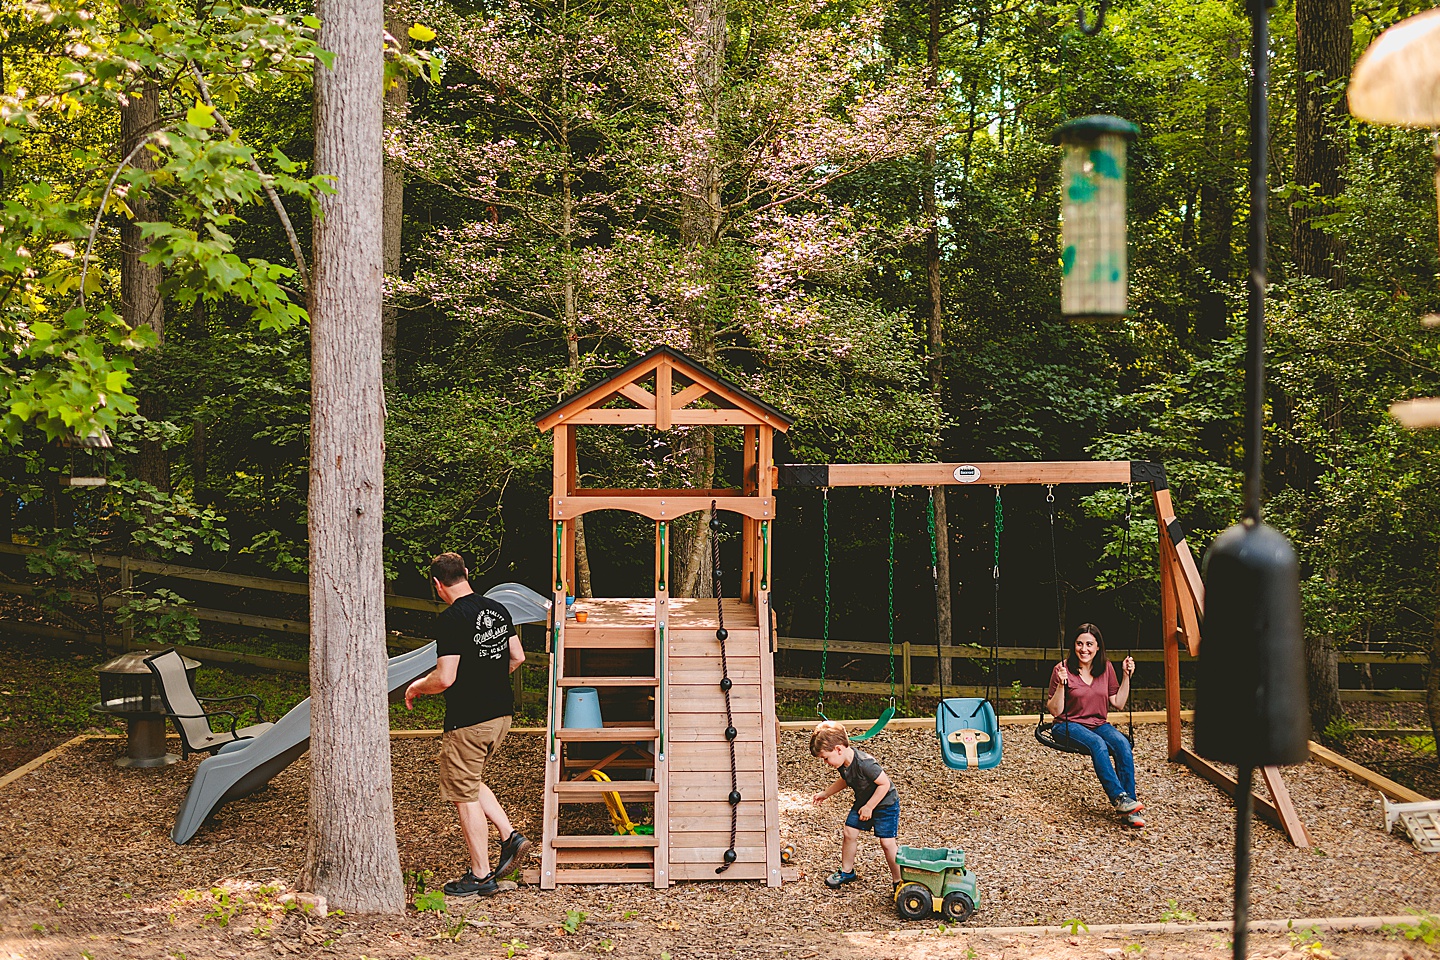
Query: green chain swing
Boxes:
[{"xmin": 816, "ymin": 488, "xmax": 897, "ymax": 739}]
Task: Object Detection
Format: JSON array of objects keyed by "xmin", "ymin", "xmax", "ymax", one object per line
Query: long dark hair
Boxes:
[{"xmin": 1065, "ymin": 622, "xmax": 1108, "ymax": 676}]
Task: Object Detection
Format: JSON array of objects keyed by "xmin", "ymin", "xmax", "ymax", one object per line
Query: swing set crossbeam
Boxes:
[{"xmin": 779, "ymin": 460, "xmax": 1155, "ymax": 488}]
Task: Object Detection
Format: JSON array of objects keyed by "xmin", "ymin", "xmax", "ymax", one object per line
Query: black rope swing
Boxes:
[
  {"xmin": 710, "ymin": 503, "xmax": 741, "ymax": 874},
  {"xmin": 1033, "ymin": 485, "xmax": 1134, "ymax": 754}
]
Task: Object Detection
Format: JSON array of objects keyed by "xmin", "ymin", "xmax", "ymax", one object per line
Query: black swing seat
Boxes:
[
  {"xmin": 1034, "ymin": 718, "xmax": 1134, "ymax": 755},
  {"xmin": 1033, "ymin": 719, "xmax": 1093, "ymax": 756}
]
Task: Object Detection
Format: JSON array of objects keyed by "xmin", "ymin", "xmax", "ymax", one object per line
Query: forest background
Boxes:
[{"xmin": 3, "ymin": 0, "xmax": 1440, "ymax": 745}]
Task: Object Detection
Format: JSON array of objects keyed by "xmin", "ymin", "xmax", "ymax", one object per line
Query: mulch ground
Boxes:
[{"xmin": 1, "ymin": 724, "xmax": 1439, "ymax": 959}]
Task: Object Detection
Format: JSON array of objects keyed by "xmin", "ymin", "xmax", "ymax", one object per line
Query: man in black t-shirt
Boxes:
[{"xmin": 405, "ymin": 552, "xmax": 531, "ymax": 897}]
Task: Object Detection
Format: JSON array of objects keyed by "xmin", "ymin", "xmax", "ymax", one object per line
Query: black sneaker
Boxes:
[
  {"xmin": 493, "ymin": 831, "xmax": 533, "ymax": 880},
  {"xmin": 443, "ymin": 870, "xmax": 499, "ymax": 897}
]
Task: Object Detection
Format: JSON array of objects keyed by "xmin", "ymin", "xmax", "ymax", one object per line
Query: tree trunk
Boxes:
[
  {"xmin": 673, "ymin": 427, "xmax": 717, "ymax": 596},
  {"xmin": 670, "ymin": 0, "xmax": 726, "ymax": 596},
  {"xmin": 1308, "ymin": 565, "xmax": 1345, "ymax": 738},
  {"xmin": 1196, "ymin": 107, "xmax": 1236, "ymax": 344},
  {"xmin": 381, "ymin": 5, "xmax": 408, "ymax": 391},
  {"xmin": 559, "ymin": 123, "xmax": 594, "ymax": 598},
  {"xmin": 119, "ymin": 49, "xmax": 167, "ymax": 494},
  {"xmin": 190, "ymin": 419, "xmax": 207, "ymax": 505},
  {"xmin": 300, "ymin": 0, "xmax": 404, "ymax": 914},
  {"xmin": 1292, "ymin": 0, "xmax": 1350, "ymax": 284},
  {"xmin": 1429, "ymin": 544, "xmax": 1440, "ymax": 766},
  {"xmin": 924, "ymin": 0, "xmax": 953, "ymax": 687}
]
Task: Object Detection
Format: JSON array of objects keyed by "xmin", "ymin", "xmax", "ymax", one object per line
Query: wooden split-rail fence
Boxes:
[{"xmin": 0, "ymin": 541, "xmax": 1426, "ymax": 707}]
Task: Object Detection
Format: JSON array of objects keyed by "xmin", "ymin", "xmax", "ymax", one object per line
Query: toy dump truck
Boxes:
[{"xmin": 893, "ymin": 846, "xmax": 980, "ymax": 923}]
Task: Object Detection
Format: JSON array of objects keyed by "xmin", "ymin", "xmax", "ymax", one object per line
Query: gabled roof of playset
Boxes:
[{"xmin": 534, "ymin": 346, "xmax": 794, "ymax": 433}]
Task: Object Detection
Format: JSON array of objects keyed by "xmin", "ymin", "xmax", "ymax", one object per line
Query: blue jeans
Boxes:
[{"xmin": 1051, "ymin": 721, "xmax": 1135, "ymax": 804}]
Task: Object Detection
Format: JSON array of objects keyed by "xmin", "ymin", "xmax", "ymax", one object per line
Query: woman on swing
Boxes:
[{"xmin": 1046, "ymin": 623, "xmax": 1144, "ymax": 828}]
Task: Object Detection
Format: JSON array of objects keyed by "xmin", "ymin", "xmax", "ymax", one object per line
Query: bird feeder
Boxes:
[
  {"xmin": 59, "ymin": 428, "xmax": 111, "ymax": 487},
  {"xmin": 1052, "ymin": 115, "xmax": 1139, "ymax": 321}
]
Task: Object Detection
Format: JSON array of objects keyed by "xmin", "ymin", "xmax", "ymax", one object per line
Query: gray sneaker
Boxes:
[{"xmin": 1114, "ymin": 795, "xmax": 1144, "ymax": 814}]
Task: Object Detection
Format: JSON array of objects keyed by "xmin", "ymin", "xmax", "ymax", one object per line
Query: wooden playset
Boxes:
[
  {"xmin": 533, "ymin": 347, "xmax": 791, "ymax": 888},
  {"xmin": 529, "ymin": 346, "xmax": 1308, "ymax": 890}
]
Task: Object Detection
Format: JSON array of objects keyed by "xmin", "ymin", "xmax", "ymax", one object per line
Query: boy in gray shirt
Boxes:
[{"xmin": 810, "ymin": 720, "xmax": 902, "ymax": 891}]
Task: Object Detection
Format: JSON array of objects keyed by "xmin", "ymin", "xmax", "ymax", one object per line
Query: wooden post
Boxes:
[
  {"xmin": 741, "ymin": 427, "xmax": 758, "ymax": 603},
  {"xmin": 653, "ymin": 520, "xmax": 670, "ymax": 888},
  {"xmin": 1153, "ymin": 487, "xmax": 1183, "ymax": 759},
  {"xmin": 655, "ymin": 361, "xmax": 672, "ymax": 431},
  {"xmin": 119, "ymin": 556, "xmax": 133, "ymax": 653},
  {"xmin": 902, "ymin": 641, "xmax": 912, "ymax": 709}
]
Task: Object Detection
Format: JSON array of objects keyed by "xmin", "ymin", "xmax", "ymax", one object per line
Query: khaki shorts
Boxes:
[{"xmin": 438, "ymin": 716, "xmax": 511, "ymax": 803}]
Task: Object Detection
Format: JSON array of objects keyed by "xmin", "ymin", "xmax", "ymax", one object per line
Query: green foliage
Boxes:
[
  {"xmin": 1321, "ymin": 716, "xmax": 1356, "ymax": 745},
  {"xmin": 3, "ymin": 0, "xmax": 1440, "ymax": 740},
  {"xmin": 413, "ymin": 890, "xmax": 447, "ymax": 914},
  {"xmin": 2, "ymin": 0, "xmax": 330, "ymax": 443},
  {"xmin": 1159, "ymin": 900, "xmax": 1197, "ymax": 924},
  {"xmin": 203, "ymin": 888, "xmax": 243, "ymax": 927},
  {"xmin": 1384, "ymin": 912, "xmax": 1440, "ymax": 945},
  {"xmin": 560, "ymin": 909, "xmax": 587, "ymax": 935}
]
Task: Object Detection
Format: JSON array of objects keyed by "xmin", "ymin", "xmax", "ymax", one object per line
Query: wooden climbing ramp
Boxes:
[{"xmin": 531, "ymin": 346, "xmax": 792, "ymax": 888}]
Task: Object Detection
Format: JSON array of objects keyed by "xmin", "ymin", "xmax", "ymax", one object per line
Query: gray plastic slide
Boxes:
[{"xmin": 170, "ymin": 582, "xmax": 551, "ymax": 844}]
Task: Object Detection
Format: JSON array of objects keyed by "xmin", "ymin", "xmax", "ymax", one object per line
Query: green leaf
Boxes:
[
  {"xmin": 407, "ymin": 23, "xmax": 436, "ymax": 42},
  {"xmin": 186, "ymin": 100, "xmax": 216, "ymax": 129},
  {"xmin": 414, "ymin": 890, "xmax": 446, "ymax": 912}
]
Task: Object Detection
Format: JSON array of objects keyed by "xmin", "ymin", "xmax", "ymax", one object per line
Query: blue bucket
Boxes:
[{"xmin": 563, "ymin": 687, "xmax": 603, "ymax": 729}]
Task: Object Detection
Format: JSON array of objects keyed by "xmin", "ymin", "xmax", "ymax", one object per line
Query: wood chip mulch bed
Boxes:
[{"xmin": 1, "ymin": 724, "xmax": 1439, "ymax": 959}]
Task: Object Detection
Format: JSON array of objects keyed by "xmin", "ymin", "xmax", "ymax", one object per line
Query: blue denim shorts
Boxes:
[{"xmin": 845, "ymin": 801, "xmax": 900, "ymax": 839}]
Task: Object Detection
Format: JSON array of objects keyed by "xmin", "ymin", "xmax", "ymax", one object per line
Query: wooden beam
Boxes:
[
  {"xmin": 671, "ymin": 382, "xmax": 709, "ymax": 409},
  {"xmin": 792, "ymin": 461, "xmax": 1135, "ymax": 487},
  {"xmin": 655, "ymin": 361, "xmax": 672, "ymax": 431},
  {"xmin": 563, "ymin": 408, "xmax": 775, "ymax": 427},
  {"xmin": 1154, "ymin": 487, "xmax": 1205, "ymax": 624},
  {"xmin": 572, "ymin": 488, "xmax": 741, "ymax": 498},
  {"xmin": 742, "ymin": 426, "xmax": 758, "ymax": 604},
  {"xmin": 0, "ymin": 733, "xmax": 94, "ymax": 792},
  {"xmin": 654, "ymin": 520, "xmax": 670, "ymax": 888},
  {"xmin": 1260, "ymin": 765, "xmax": 1311, "ymax": 847},
  {"xmin": 535, "ymin": 352, "xmax": 666, "ymax": 432},
  {"xmin": 755, "ymin": 584, "xmax": 783, "ymax": 887},
  {"xmin": 1307, "ymin": 739, "xmax": 1429, "ymax": 802},
  {"xmin": 1176, "ymin": 748, "xmax": 1284, "ymax": 830},
  {"xmin": 618, "ymin": 382, "xmax": 657, "ymax": 409},
  {"xmin": 552, "ymin": 495, "xmax": 776, "ymax": 522},
  {"xmin": 1154, "ymin": 490, "xmax": 1185, "ymax": 758},
  {"xmin": 759, "ymin": 428, "xmax": 773, "ymax": 501},
  {"xmin": 553, "ymin": 425, "xmax": 569, "ymax": 499},
  {"xmin": 652, "ymin": 359, "xmax": 789, "ymax": 432}
]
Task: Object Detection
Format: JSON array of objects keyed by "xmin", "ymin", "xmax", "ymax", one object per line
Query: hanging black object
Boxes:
[{"xmin": 1194, "ymin": 520, "xmax": 1309, "ymax": 766}]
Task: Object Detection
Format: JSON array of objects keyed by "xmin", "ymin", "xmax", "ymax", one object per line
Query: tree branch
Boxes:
[
  {"xmin": 188, "ymin": 61, "xmax": 311, "ymax": 294},
  {"xmin": 79, "ymin": 133, "xmax": 164, "ymax": 309}
]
